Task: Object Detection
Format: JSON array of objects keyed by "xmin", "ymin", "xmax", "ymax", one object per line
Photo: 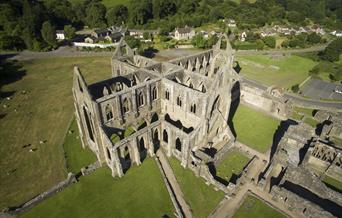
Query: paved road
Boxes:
[
  {"xmin": 2, "ymin": 44, "xmax": 327, "ymax": 61},
  {"xmin": 235, "ymin": 44, "xmax": 327, "ymax": 56},
  {"xmin": 156, "ymin": 150, "xmax": 193, "ymax": 218}
]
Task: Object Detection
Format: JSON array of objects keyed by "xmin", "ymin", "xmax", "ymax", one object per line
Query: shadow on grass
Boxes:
[{"xmin": 0, "ymin": 55, "xmax": 26, "ymax": 99}]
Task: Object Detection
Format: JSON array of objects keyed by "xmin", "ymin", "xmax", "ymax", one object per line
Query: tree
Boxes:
[
  {"xmin": 286, "ymin": 11, "xmax": 305, "ymax": 23},
  {"xmin": 64, "ymin": 25, "xmax": 76, "ymax": 39},
  {"xmin": 41, "ymin": 21, "xmax": 57, "ymax": 47},
  {"xmin": 86, "ymin": 2, "xmax": 106, "ymax": 28},
  {"xmin": 106, "ymin": 5, "xmax": 128, "ymax": 26},
  {"xmin": 124, "ymin": 36, "xmax": 141, "ymax": 48},
  {"xmin": 320, "ymin": 38, "xmax": 342, "ymax": 62},
  {"xmin": 191, "ymin": 34, "xmax": 206, "ymax": 48},
  {"xmin": 291, "ymin": 84, "xmax": 300, "ymax": 93},
  {"xmin": 262, "ymin": 36, "xmax": 276, "ymax": 48},
  {"xmin": 152, "ymin": 0, "xmax": 161, "ymax": 19},
  {"xmin": 307, "ymin": 32, "xmax": 321, "ymax": 44},
  {"xmin": 129, "ymin": 0, "xmax": 153, "ymax": 25}
]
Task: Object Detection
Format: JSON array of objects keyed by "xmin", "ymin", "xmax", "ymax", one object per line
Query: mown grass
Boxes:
[
  {"xmin": 23, "ymin": 158, "xmax": 175, "ymax": 218},
  {"xmin": 236, "ymin": 55, "xmax": 316, "ymax": 89},
  {"xmin": 0, "ymin": 56, "xmax": 112, "ymax": 209},
  {"xmin": 323, "ymin": 176, "xmax": 342, "ymax": 193},
  {"xmin": 63, "ymin": 119, "xmax": 97, "ymax": 173},
  {"xmin": 232, "ymin": 104, "xmax": 280, "ymax": 153},
  {"xmin": 233, "ymin": 195, "xmax": 285, "ymax": 218},
  {"xmin": 168, "ymin": 157, "xmax": 224, "ymax": 218},
  {"xmin": 215, "ymin": 149, "xmax": 250, "ymax": 183}
]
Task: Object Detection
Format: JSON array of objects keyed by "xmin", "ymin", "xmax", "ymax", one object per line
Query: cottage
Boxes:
[
  {"xmin": 227, "ymin": 19, "xmax": 236, "ymax": 28},
  {"xmin": 174, "ymin": 26, "xmax": 195, "ymax": 40},
  {"xmin": 240, "ymin": 31, "xmax": 247, "ymax": 41}
]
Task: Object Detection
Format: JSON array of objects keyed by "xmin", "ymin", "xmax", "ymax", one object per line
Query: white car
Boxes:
[{"xmin": 334, "ymin": 89, "xmax": 342, "ymax": 94}]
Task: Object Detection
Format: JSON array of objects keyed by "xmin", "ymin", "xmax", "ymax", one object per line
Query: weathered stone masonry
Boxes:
[{"xmin": 73, "ymin": 36, "xmax": 239, "ymax": 178}]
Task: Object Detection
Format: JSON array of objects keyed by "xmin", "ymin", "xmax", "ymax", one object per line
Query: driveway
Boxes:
[{"xmin": 301, "ymin": 79, "xmax": 342, "ymax": 101}]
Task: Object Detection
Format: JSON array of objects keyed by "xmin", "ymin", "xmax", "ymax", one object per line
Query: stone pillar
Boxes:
[
  {"xmin": 132, "ymin": 138, "xmax": 141, "ymax": 166},
  {"xmin": 131, "ymin": 90, "xmax": 138, "ymax": 116},
  {"xmin": 116, "ymin": 97, "xmax": 124, "ymax": 124},
  {"xmin": 112, "ymin": 148, "xmax": 123, "ymax": 177},
  {"xmin": 167, "ymin": 128, "xmax": 172, "ymax": 157},
  {"xmin": 147, "ymin": 129, "xmax": 155, "ymax": 156},
  {"xmin": 146, "ymin": 85, "xmax": 151, "ymax": 109},
  {"xmin": 181, "ymin": 139, "xmax": 190, "ymax": 168}
]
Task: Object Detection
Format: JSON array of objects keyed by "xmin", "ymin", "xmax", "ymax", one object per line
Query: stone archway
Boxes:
[
  {"xmin": 176, "ymin": 138, "xmax": 182, "ymax": 152},
  {"xmin": 153, "ymin": 129, "xmax": 160, "ymax": 152},
  {"xmin": 83, "ymin": 106, "xmax": 94, "ymax": 142},
  {"xmin": 163, "ymin": 129, "xmax": 168, "ymax": 143},
  {"xmin": 139, "ymin": 137, "xmax": 147, "ymax": 162}
]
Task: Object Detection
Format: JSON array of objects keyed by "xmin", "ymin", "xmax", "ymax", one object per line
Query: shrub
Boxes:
[{"xmin": 291, "ymin": 84, "xmax": 300, "ymax": 93}]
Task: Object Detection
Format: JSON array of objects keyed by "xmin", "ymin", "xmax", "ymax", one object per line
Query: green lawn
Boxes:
[
  {"xmin": 0, "ymin": 56, "xmax": 112, "ymax": 209},
  {"xmin": 237, "ymin": 55, "xmax": 316, "ymax": 89},
  {"xmin": 232, "ymin": 104, "xmax": 280, "ymax": 153},
  {"xmin": 303, "ymin": 117, "xmax": 319, "ymax": 128},
  {"xmin": 323, "ymin": 176, "xmax": 342, "ymax": 193},
  {"xmin": 168, "ymin": 157, "xmax": 224, "ymax": 218},
  {"xmin": 233, "ymin": 195, "xmax": 285, "ymax": 218},
  {"xmin": 331, "ymin": 137, "xmax": 342, "ymax": 148},
  {"xmin": 23, "ymin": 158, "xmax": 175, "ymax": 218},
  {"xmin": 63, "ymin": 119, "xmax": 97, "ymax": 173},
  {"xmin": 216, "ymin": 149, "xmax": 250, "ymax": 183}
]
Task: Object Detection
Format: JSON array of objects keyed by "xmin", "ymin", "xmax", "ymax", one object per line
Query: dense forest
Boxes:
[{"xmin": 0, "ymin": 0, "xmax": 341, "ymax": 51}]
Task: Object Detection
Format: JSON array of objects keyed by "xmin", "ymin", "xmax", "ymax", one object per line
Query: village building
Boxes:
[{"xmin": 173, "ymin": 26, "xmax": 196, "ymax": 40}]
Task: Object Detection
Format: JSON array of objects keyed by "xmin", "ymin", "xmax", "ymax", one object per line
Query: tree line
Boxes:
[{"xmin": 0, "ymin": 0, "xmax": 341, "ymax": 51}]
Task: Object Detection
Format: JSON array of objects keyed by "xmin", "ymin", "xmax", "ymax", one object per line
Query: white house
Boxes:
[
  {"xmin": 330, "ymin": 30, "xmax": 342, "ymax": 37},
  {"xmin": 56, "ymin": 30, "xmax": 65, "ymax": 40},
  {"xmin": 240, "ymin": 31, "xmax": 247, "ymax": 41},
  {"xmin": 174, "ymin": 26, "xmax": 195, "ymax": 40},
  {"xmin": 227, "ymin": 19, "xmax": 236, "ymax": 28}
]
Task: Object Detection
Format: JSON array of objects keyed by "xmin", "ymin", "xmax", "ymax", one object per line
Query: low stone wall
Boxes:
[
  {"xmin": 271, "ymin": 186, "xmax": 334, "ymax": 218},
  {"xmin": 73, "ymin": 42, "xmax": 118, "ymax": 48},
  {"xmin": 2, "ymin": 173, "xmax": 77, "ymax": 216},
  {"xmin": 81, "ymin": 161, "xmax": 101, "ymax": 176}
]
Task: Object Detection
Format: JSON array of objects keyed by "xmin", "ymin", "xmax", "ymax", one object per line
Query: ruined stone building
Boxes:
[
  {"xmin": 72, "ymin": 35, "xmax": 342, "ymax": 218},
  {"xmin": 72, "ymin": 36, "xmax": 239, "ymax": 177}
]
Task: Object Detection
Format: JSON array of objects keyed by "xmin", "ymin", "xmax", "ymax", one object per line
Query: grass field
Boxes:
[
  {"xmin": 215, "ymin": 149, "xmax": 250, "ymax": 183},
  {"xmin": 23, "ymin": 158, "xmax": 175, "ymax": 218},
  {"xmin": 0, "ymin": 56, "xmax": 112, "ymax": 209},
  {"xmin": 323, "ymin": 176, "xmax": 342, "ymax": 193},
  {"xmin": 63, "ymin": 119, "xmax": 97, "ymax": 173},
  {"xmin": 232, "ymin": 104, "xmax": 280, "ymax": 153},
  {"xmin": 236, "ymin": 55, "xmax": 316, "ymax": 89},
  {"xmin": 233, "ymin": 195, "xmax": 285, "ymax": 218},
  {"xmin": 168, "ymin": 157, "xmax": 224, "ymax": 218}
]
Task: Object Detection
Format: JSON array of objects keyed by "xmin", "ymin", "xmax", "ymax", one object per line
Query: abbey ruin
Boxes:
[{"xmin": 73, "ymin": 36, "xmax": 342, "ymax": 218}]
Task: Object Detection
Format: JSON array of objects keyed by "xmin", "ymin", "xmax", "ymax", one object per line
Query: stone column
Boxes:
[
  {"xmin": 116, "ymin": 97, "xmax": 123, "ymax": 124},
  {"xmin": 131, "ymin": 90, "xmax": 138, "ymax": 117},
  {"xmin": 181, "ymin": 138, "xmax": 190, "ymax": 168},
  {"xmin": 147, "ymin": 129, "xmax": 154, "ymax": 156},
  {"xmin": 146, "ymin": 85, "xmax": 151, "ymax": 109},
  {"xmin": 167, "ymin": 128, "xmax": 172, "ymax": 157},
  {"xmin": 132, "ymin": 138, "xmax": 141, "ymax": 166},
  {"xmin": 112, "ymin": 148, "xmax": 123, "ymax": 177}
]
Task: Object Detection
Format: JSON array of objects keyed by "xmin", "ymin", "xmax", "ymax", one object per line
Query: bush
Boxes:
[
  {"xmin": 262, "ymin": 36, "xmax": 276, "ymax": 48},
  {"xmin": 291, "ymin": 84, "xmax": 300, "ymax": 93},
  {"xmin": 307, "ymin": 32, "xmax": 321, "ymax": 44},
  {"xmin": 320, "ymin": 38, "xmax": 342, "ymax": 62}
]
